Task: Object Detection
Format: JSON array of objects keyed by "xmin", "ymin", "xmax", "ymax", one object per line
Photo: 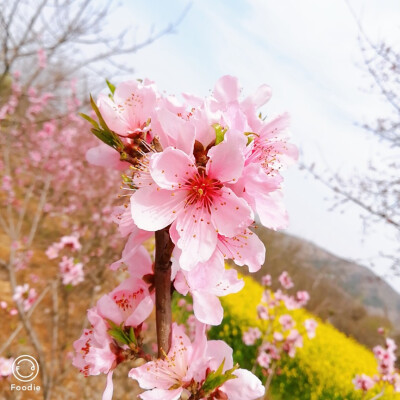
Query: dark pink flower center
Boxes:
[
  {"xmin": 113, "ymin": 288, "xmax": 144, "ymax": 311},
  {"xmin": 185, "ymin": 173, "xmax": 222, "ymax": 210}
]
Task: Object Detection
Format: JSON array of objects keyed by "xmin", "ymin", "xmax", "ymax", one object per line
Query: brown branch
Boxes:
[{"xmin": 154, "ymin": 227, "xmax": 174, "ymax": 358}]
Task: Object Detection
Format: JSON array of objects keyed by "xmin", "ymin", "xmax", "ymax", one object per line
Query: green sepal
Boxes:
[
  {"xmin": 106, "ymin": 79, "xmax": 116, "ymax": 95},
  {"xmin": 213, "ymin": 123, "xmax": 227, "ymax": 145},
  {"xmin": 106, "ymin": 320, "xmax": 137, "ymax": 346},
  {"xmin": 108, "ymin": 328, "xmax": 130, "ymax": 345},
  {"xmin": 128, "ymin": 326, "xmax": 137, "ymax": 345},
  {"xmin": 80, "ymin": 112, "xmax": 99, "ymax": 129},
  {"xmin": 201, "ymin": 359, "xmax": 238, "ymax": 395}
]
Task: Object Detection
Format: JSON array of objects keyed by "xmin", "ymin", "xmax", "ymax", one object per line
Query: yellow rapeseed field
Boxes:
[{"xmin": 207, "ymin": 274, "xmax": 400, "ymax": 400}]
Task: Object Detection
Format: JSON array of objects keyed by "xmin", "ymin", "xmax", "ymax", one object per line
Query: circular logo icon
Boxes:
[{"xmin": 12, "ymin": 355, "xmax": 39, "ymax": 382}]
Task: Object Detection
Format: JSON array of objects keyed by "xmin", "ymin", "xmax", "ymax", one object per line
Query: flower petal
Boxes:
[
  {"xmin": 192, "ymin": 291, "xmax": 223, "ymax": 325},
  {"xmin": 175, "ymin": 207, "xmax": 218, "ymax": 270},
  {"xmin": 217, "ymin": 229, "xmax": 265, "ymax": 273},
  {"xmin": 86, "ymin": 144, "xmax": 128, "ymax": 171},
  {"xmin": 155, "ymin": 108, "xmax": 195, "ymax": 155},
  {"xmin": 206, "ymin": 130, "xmax": 246, "ymax": 183},
  {"xmin": 211, "ymin": 188, "xmax": 253, "ymax": 237},
  {"xmin": 220, "ymin": 369, "xmax": 265, "ymax": 400},
  {"xmin": 150, "ymin": 147, "xmax": 196, "ymax": 190},
  {"xmin": 213, "ymin": 75, "xmax": 240, "ymax": 104},
  {"xmin": 131, "ymin": 186, "xmax": 186, "ymax": 231},
  {"xmin": 102, "ymin": 370, "xmax": 114, "ymax": 400},
  {"xmin": 139, "ymin": 388, "xmax": 182, "ymax": 400}
]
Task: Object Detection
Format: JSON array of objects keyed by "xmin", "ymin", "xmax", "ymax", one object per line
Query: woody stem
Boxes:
[{"xmin": 154, "ymin": 227, "xmax": 174, "ymax": 358}]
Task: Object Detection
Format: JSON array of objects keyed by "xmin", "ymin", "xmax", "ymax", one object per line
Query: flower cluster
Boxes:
[
  {"xmin": 46, "ymin": 234, "xmax": 84, "ymax": 286},
  {"xmin": 353, "ymin": 331, "xmax": 400, "ymax": 397},
  {"xmin": 12, "ymin": 283, "xmax": 37, "ymax": 312},
  {"xmin": 73, "ymin": 76, "xmax": 297, "ymax": 399},
  {"xmin": 242, "ymin": 272, "xmax": 317, "ymax": 374}
]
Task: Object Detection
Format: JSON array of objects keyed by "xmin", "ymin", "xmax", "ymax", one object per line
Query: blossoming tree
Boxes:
[{"xmin": 73, "ymin": 75, "xmax": 298, "ymax": 399}]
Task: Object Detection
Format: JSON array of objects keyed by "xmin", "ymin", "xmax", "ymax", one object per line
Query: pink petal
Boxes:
[
  {"xmin": 125, "ymin": 295, "xmax": 153, "ymax": 327},
  {"xmin": 127, "ymin": 246, "xmax": 153, "ymax": 278},
  {"xmin": 206, "ymin": 130, "xmax": 246, "ymax": 183},
  {"xmin": 110, "ymin": 228, "xmax": 152, "ymax": 271},
  {"xmin": 210, "ymin": 269, "xmax": 244, "ymax": 297},
  {"xmin": 97, "ymin": 94, "xmax": 129, "ymax": 135},
  {"xmin": 206, "ymin": 340, "xmax": 234, "ymax": 370},
  {"xmin": 97, "ymin": 294, "xmax": 124, "ymax": 325},
  {"xmin": 254, "ymin": 191, "xmax": 288, "ymax": 230},
  {"xmin": 220, "ymin": 369, "xmax": 265, "ymax": 400},
  {"xmin": 213, "ymin": 75, "xmax": 240, "ymax": 104},
  {"xmin": 139, "ymin": 388, "xmax": 182, "ymax": 400},
  {"xmin": 86, "ymin": 144, "xmax": 128, "ymax": 170},
  {"xmin": 175, "ymin": 207, "xmax": 218, "ymax": 270},
  {"xmin": 242, "ymin": 83, "xmax": 272, "ymax": 109},
  {"xmin": 102, "ymin": 370, "xmax": 114, "ymax": 400},
  {"xmin": 149, "ymin": 148, "xmax": 196, "ymax": 189},
  {"xmin": 259, "ymin": 113, "xmax": 290, "ymax": 139},
  {"xmin": 130, "ymin": 186, "xmax": 186, "ymax": 231},
  {"xmin": 155, "ymin": 108, "xmax": 195, "ymax": 155},
  {"xmin": 211, "ymin": 188, "xmax": 253, "ymax": 237},
  {"xmin": 217, "ymin": 229, "xmax": 265, "ymax": 272},
  {"xmin": 174, "ymin": 271, "xmax": 190, "ymax": 295},
  {"xmin": 192, "ymin": 291, "xmax": 223, "ymax": 325}
]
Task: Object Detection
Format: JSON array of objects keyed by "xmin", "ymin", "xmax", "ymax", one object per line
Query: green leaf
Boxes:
[
  {"xmin": 108, "ymin": 328, "xmax": 130, "ymax": 345},
  {"xmin": 201, "ymin": 359, "xmax": 238, "ymax": 395},
  {"xmin": 213, "ymin": 124, "xmax": 227, "ymax": 145},
  {"xmin": 128, "ymin": 326, "xmax": 137, "ymax": 345},
  {"xmin": 80, "ymin": 113, "xmax": 99, "ymax": 129},
  {"xmin": 90, "ymin": 94, "xmax": 110, "ymax": 132},
  {"xmin": 106, "ymin": 79, "xmax": 116, "ymax": 95}
]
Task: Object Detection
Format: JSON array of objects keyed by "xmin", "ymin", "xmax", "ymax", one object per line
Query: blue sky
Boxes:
[{"xmin": 109, "ymin": 0, "xmax": 400, "ymax": 288}]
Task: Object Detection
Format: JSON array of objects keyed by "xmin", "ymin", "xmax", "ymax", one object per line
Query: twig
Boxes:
[
  {"xmin": 0, "ymin": 284, "xmax": 51, "ymax": 355},
  {"xmin": 154, "ymin": 227, "xmax": 174, "ymax": 358}
]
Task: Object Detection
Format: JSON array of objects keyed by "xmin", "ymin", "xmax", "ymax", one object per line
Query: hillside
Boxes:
[{"xmin": 239, "ymin": 227, "xmax": 400, "ymax": 348}]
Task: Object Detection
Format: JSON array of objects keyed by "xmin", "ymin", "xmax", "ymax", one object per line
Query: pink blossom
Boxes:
[
  {"xmin": 177, "ymin": 298, "xmax": 186, "ymax": 307},
  {"xmin": 282, "ymin": 329, "xmax": 303, "ymax": 358},
  {"xmin": 60, "ymin": 235, "xmax": 82, "ymax": 251},
  {"xmin": 257, "ymin": 351, "xmax": 271, "ymax": 369},
  {"xmin": 13, "ymin": 284, "xmax": 37, "ymax": 311},
  {"xmin": 353, "ymin": 374, "xmax": 375, "ymax": 392},
  {"xmin": 257, "ymin": 304, "xmax": 270, "ymax": 320},
  {"xmin": 97, "ymin": 80, "xmax": 157, "ymax": 138},
  {"xmin": 0, "ymin": 357, "xmax": 13, "ymax": 378},
  {"xmin": 129, "ymin": 323, "xmax": 264, "ymax": 400},
  {"xmin": 243, "ymin": 327, "xmax": 262, "ymax": 346},
  {"xmin": 296, "ymin": 290, "xmax": 310, "ymax": 307},
  {"xmin": 273, "ymin": 332, "xmax": 284, "ymax": 342},
  {"xmin": 304, "ymin": 319, "xmax": 318, "ymax": 339},
  {"xmin": 279, "ymin": 314, "xmax": 295, "ymax": 331},
  {"xmin": 261, "ymin": 274, "xmax": 272, "ymax": 286},
  {"xmin": 0, "ymin": 301, "xmax": 7, "ymax": 309},
  {"xmin": 59, "ymin": 256, "xmax": 84, "ymax": 286},
  {"xmin": 96, "ymin": 277, "xmax": 153, "ymax": 327},
  {"xmin": 45, "ymin": 242, "xmax": 62, "ymax": 259},
  {"xmin": 174, "ymin": 251, "xmax": 244, "ymax": 325},
  {"xmin": 278, "ymin": 271, "xmax": 294, "ymax": 289},
  {"xmin": 131, "ymin": 132, "xmax": 253, "ymax": 271},
  {"xmin": 73, "ymin": 308, "xmax": 117, "ymax": 399}
]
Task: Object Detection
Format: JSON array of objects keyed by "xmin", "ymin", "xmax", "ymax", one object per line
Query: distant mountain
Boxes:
[{"xmin": 238, "ymin": 227, "xmax": 400, "ymax": 348}]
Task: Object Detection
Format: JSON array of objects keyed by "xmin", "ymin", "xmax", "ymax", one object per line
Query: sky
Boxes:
[{"xmin": 108, "ymin": 0, "xmax": 400, "ymax": 289}]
